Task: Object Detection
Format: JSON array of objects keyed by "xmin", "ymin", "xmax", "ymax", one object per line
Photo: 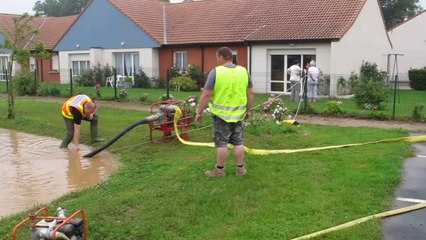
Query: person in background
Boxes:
[
  {"xmin": 60, "ymin": 94, "xmax": 103, "ymax": 150},
  {"xmin": 195, "ymin": 47, "xmax": 254, "ymax": 177},
  {"xmin": 287, "ymin": 60, "xmax": 302, "ymax": 102},
  {"xmin": 307, "ymin": 60, "xmax": 320, "ymax": 102}
]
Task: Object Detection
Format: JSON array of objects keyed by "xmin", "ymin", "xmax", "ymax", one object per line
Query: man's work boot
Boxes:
[
  {"xmin": 236, "ymin": 166, "xmax": 247, "ymax": 176},
  {"xmin": 204, "ymin": 166, "xmax": 225, "ymax": 177}
]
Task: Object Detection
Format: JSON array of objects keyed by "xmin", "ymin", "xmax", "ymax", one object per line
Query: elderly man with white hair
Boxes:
[{"xmin": 307, "ymin": 60, "xmax": 320, "ymax": 102}]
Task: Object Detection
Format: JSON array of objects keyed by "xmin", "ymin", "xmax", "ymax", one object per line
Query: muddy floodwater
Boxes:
[{"xmin": 0, "ymin": 128, "xmax": 119, "ymax": 218}]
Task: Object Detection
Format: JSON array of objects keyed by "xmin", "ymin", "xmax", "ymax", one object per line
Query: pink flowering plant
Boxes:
[{"xmin": 263, "ymin": 95, "xmax": 284, "ymax": 113}]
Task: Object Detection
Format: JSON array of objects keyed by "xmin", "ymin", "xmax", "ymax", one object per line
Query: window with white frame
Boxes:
[
  {"xmin": 51, "ymin": 54, "xmax": 59, "ymax": 71},
  {"xmin": 0, "ymin": 56, "xmax": 8, "ymax": 81},
  {"xmin": 232, "ymin": 50, "xmax": 238, "ymax": 65},
  {"xmin": 72, "ymin": 60, "xmax": 90, "ymax": 78},
  {"xmin": 114, "ymin": 52, "xmax": 140, "ymax": 77},
  {"xmin": 29, "ymin": 57, "xmax": 36, "ymax": 72},
  {"xmin": 174, "ymin": 51, "xmax": 188, "ymax": 72}
]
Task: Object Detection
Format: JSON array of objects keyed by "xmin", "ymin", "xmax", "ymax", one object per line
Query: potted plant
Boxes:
[{"xmin": 123, "ymin": 75, "xmax": 133, "ymax": 89}]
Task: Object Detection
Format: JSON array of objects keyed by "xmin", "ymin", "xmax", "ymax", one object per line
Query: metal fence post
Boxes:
[
  {"xmin": 5, "ymin": 69, "xmax": 8, "ymax": 92},
  {"xmin": 392, "ymin": 74, "xmax": 398, "ymax": 119},
  {"xmin": 113, "ymin": 68, "xmax": 117, "ymax": 99},
  {"xmin": 69, "ymin": 68, "xmax": 73, "ymax": 97}
]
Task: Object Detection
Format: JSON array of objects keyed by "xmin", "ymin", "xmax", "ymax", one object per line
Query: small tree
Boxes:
[{"xmin": 0, "ymin": 13, "xmax": 48, "ymax": 119}]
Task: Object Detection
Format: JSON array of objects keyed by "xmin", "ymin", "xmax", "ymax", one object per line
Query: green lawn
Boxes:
[
  {"xmin": 0, "ymin": 98, "xmax": 412, "ymax": 239},
  {"xmin": 1, "ymin": 81, "xmax": 424, "ymax": 121}
]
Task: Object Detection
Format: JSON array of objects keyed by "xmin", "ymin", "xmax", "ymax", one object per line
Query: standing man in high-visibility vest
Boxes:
[
  {"xmin": 195, "ymin": 47, "xmax": 254, "ymax": 177},
  {"xmin": 60, "ymin": 94, "xmax": 103, "ymax": 150}
]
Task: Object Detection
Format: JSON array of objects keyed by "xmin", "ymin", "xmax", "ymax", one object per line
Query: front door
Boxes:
[{"xmin": 269, "ymin": 51, "xmax": 316, "ymax": 94}]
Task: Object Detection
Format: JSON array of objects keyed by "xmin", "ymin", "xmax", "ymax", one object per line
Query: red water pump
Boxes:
[
  {"xmin": 148, "ymin": 100, "xmax": 192, "ymax": 142},
  {"xmin": 12, "ymin": 207, "xmax": 87, "ymax": 240}
]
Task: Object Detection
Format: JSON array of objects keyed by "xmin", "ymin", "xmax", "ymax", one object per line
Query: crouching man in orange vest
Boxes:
[{"xmin": 60, "ymin": 94, "xmax": 103, "ymax": 150}]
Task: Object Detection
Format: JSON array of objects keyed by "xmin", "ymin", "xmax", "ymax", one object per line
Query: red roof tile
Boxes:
[
  {"xmin": 33, "ymin": 15, "xmax": 78, "ymax": 50},
  {"xmin": 164, "ymin": 0, "xmax": 366, "ymax": 44},
  {"xmin": 0, "ymin": 14, "xmax": 77, "ymax": 50}
]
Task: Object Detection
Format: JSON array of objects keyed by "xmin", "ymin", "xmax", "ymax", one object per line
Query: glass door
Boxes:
[{"xmin": 269, "ymin": 53, "xmax": 316, "ymax": 94}]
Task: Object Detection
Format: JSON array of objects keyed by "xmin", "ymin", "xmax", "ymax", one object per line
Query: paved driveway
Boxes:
[{"xmin": 382, "ymin": 133, "xmax": 426, "ymax": 240}]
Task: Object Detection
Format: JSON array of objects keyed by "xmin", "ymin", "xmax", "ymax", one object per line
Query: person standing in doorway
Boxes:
[
  {"xmin": 195, "ymin": 47, "xmax": 254, "ymax": 177},
  {"xmin": 60, "ymin": 94, "xmax": 103, "ymax": 150},
  {"xmin": 287, "ymin": 60, "xmax": 302, "ymax": 102},
  {"xmin": 307, "ymin": 60, "xmax": 320, "ymax": 102}
]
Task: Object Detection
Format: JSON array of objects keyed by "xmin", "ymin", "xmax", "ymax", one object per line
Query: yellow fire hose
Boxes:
[
  {"xmin": 173, "ymin": 107, "xmax": 426, "ymax": 239},
  {"xmin": 173, "ymin": 107, "xmax": 426, "ymax": 154}
]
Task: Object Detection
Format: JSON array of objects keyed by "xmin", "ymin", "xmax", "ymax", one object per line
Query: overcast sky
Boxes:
[{"xmin": 0, "ymin": 0, "xmax": 425, "ymax": 15}]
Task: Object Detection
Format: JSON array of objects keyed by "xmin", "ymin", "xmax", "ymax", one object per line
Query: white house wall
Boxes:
[
  {"xmin": 58, "ymin": 48, "xmax": 160, "ymax": 83},
  {"xmin": 250, "ymin": 43, "xmax": 331, "ymax": 94},
  {"xmin": 330, "ymin": 0, "xmax": 392, "ymax": 94},
  {"xmin": 388, "ymin": 11, "xmax": 426, "ymax": 75}
]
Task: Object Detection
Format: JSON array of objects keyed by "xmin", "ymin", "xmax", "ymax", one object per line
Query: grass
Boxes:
[
  {"xmin": 1, "ymin": 82, "xmax": 425, "ymax": 121},
  {"xmin": 0, "ymin": 97, "xmax": 413, "ymax": 239}
]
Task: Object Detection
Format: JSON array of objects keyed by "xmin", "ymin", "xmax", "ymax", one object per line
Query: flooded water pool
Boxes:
[{"xmin": 0, "ymin": 128, "xmax": 119, "ymax": 218}]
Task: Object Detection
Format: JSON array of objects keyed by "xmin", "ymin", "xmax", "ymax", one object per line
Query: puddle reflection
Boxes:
[{"xmin": 0, "ymin": 128, "xmax": 118, "ymax": 218}]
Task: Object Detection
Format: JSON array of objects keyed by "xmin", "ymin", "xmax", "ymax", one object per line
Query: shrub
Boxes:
[
  {"xmin": 188, "ymin": 64, "xmax": 203, "ymax": 88},
  {"xmin": 50, "ymin": 86, "xmax": 61, "ymax": 97},
  {"xmin": 353, "ymin": 62, "xmax": 389, "ymax": 110},
  {"xmin": 118, "ymin": 88, "xmax": 128, "ymax": 101},
  {"xmin": 408, "ymin": 68, "xmax": 426, "ymax": 90},
  {"xmin": 74, "ymin": 69, "xmax": 94, "ymax": 86},
  {"xmin": 353, "ymin": 79, "xmax": 388, "ymax": 110},
  {"xmin": 160, "ymin": 93, "xmax": 173, "ymax": 101},
  {"xmin": 74, "ymin": 64, "xmax": 113, "ymax": 86},
  {"xmin": 325, "ymin": 101, "xmax": 344, "ymax": 114},
  {"xmin": 133, "ymin": 69, "xmax": 150, "ymax": 88},
  {"xmin": 317, "ymin": 74, "xmax": 330, "ymax": 96},
  {"xmin": 360, "ymin": 61, "xmax": 385, "ymax": 81},
  {"xmin": 412, "ymin": 105, "xmax": 424, "ymax": 120},
  {"xmin": 14, "ymin": 72, "xmax": 38, "ymax": 96},
  {"xmin": 169, "ymin": 76, "xmax": 197, "ymax": 91}
]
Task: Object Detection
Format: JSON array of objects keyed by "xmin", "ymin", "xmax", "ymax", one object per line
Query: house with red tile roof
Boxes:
[
  {"xmin": 387, "ymin": 10, "xmax": 426, "ymax": 78},
  {"xmin": 54, "ymin": 0, "xmax": 392, "ymax": 96},
  {"xmin": 0, "ymin": 14, "xmax": 77, "ymax": 82}
]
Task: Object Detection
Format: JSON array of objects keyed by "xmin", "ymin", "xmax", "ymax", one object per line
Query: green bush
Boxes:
[
  {"xmin": 74, "ymin": 69, "xmax": 94, "ymax": 86},
  {"xmin": 74, "ymin": 64, "xmax": 113, "ymax": 86},
  {"xmin": 412, "ymin": 105, "xmax": 424, "ymax": 120},
  {"xmin": 133, "ymin": 69, "xmax": 150, "ymax": 88},
  {"xmin": 188, "ymin": 64, "xmax": 203, "ymax": 88},
  {"xmin": 360, "ymin": 61, "xmax": 385, "ymax": 81},
  {"xmin": 325, "ymin": 101, "xmax": 344, "ymax": 114},
  {"xmin": 14, "ymin": 72, "xmax": 38, "ymax": 96},
  {"xmin": 353, "ymin": 62, "xmax": 389, "ymax": 110},
  {"xmin": 408, "ymin": 68, "xmax": 426, "ymax": 90},
  {"xmin": 169, "ymin": 76, "xmax": 197, "ymax": 91},
  {"xmin": 353, "ymin": 79, "xmax": 388, "ymax": 110}
]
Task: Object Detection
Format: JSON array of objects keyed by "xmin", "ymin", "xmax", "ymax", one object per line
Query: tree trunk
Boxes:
[{"xmin": 7, "ymin": 61, "xmax": 15, "ymax": 119}]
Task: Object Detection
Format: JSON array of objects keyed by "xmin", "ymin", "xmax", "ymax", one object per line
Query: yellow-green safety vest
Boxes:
[
  {"xmin": 209, "ymin": 65, "xmax": 249, "ymax": 122},
  {"xmin": 62, "ymin": 95, "xmax": 92, "ymax": 119}
]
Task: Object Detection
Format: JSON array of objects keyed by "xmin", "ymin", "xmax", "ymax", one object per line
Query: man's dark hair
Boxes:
[
  {"xmin": 217, "ymin": 47, "xmax": 233, "ymax": 60},
  {"xmin": 293, "ymin": 59, "xmax": 300, "ymax": 65}
]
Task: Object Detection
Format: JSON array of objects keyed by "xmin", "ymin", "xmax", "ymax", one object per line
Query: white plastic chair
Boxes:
[{"xmin": 105, "ymin": 76, "xmax": 114, "ymax": 87}]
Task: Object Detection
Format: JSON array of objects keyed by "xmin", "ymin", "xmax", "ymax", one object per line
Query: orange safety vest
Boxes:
[{"xmin": 61, "ymin": 95, "xmax": 93, "ymax": 119}]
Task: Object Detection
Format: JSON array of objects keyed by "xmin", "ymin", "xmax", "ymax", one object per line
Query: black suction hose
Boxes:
[{"xmin": 83, "ymin": 115, "xmax": 159, "ymax": 158}]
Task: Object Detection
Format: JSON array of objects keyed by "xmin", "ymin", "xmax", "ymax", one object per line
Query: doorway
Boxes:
[{"xmin": 269, "ymin": 51, "xmax": 315, "ymax": 94}]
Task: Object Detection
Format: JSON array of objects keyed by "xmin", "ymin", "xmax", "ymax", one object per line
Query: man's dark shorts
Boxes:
[{"xmin": 213, "ymin": 116, "xmax": 244, "ymax": 148}]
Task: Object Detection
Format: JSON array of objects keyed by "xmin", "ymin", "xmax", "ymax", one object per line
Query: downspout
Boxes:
[
  {"xmin": 162, "ymin": 5, "xmax": 168, "ymax": 45},
  {"xmin": 201, "ymin": 46, "xmax": 204, "ymax": 75},
  {"xmin": 248, "ymin": 43, "xmax": 252, "ymax": 75}
]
